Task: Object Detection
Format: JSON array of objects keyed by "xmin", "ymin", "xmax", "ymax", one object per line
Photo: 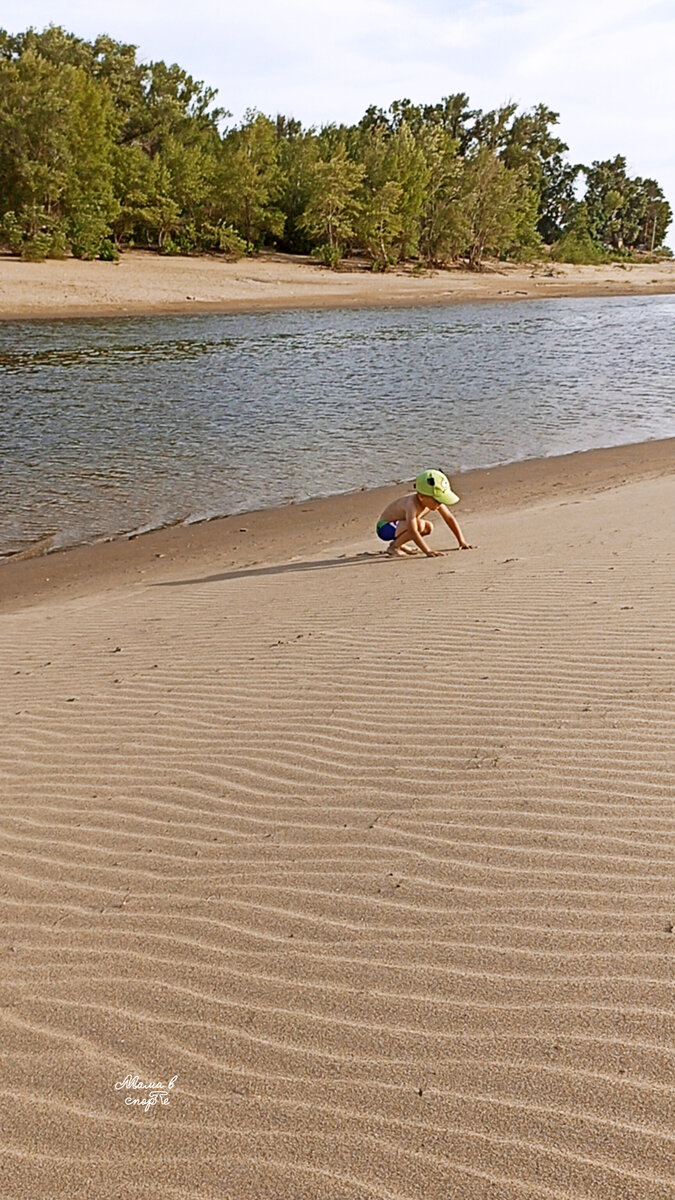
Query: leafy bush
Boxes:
[
  {"xmin": 311, "ymin": 242, "xmax": 342, "ymax": 268},
  {"xmin": 0, "ymin": 211, "xmax": 69, "ymax": 260},
  {"xmin": 605, "ymin": 246, "xmax": 673, "ymax": 263},
  {"xmin": 69, "ymin": 207, "xmax": 116, "ymax": 259},
  {"xmin": 550, "ymin": 204, "xmax": 607, "ymax": 264},
  {"xmin": 507, "ymin": 238, "xmax": 544, "ymax": 263},
  {"xmin": 172, "ymin": 223, "xmax": 199, "ymax": 254},
  {"xmin": 98, "ymin": 239, "xmax": 120, "ymax": 261},
  {"xmin": 0, "ymin": 211, "xmax": 67, "ymax": 258},
  {"xmin": 45, "ymin": 229, "xmax": 69, "ymax": 259},
  {"xmin": 160, "ymin": 236, "xmax": 181, "ymax": 256},
  {"xmin": 550, "ymin": 233, "xmax": 607, "ymax": 264},
  {"xmin": 20, "ymin": 233, "xmax": 54, "ymax": 261},
  {"xmin": 0, "ymin": 211, "xmax": 24, "ymax": 253},
  {"xmin": 212, "ymin": 223, "xmax": 247, "ymax": 257},
  {"xmin": 155, "ymin": 221, "xmax": 246, "ymax": 258}
]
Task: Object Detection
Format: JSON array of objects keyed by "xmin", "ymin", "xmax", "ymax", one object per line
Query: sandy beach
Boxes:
[
  {"xmin": 1, "ymin": 440, "xmax": 674, "ymax": 1199},
  {"xmin": 1, "ymin": 250, "xmax": 675, "ymax": 320}
]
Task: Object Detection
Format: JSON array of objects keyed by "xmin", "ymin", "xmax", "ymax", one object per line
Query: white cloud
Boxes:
[{"xmin": 3, "ymin": 0, "xmax": 675, "ymax": 216}]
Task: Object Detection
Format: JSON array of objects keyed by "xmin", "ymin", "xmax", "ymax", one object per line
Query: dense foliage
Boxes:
[{"xmin": 0, "ymin": 27, "xmax": 671, "ymax": 266}]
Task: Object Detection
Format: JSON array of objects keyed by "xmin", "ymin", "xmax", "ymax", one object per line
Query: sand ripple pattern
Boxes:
[{"xmin": 1, "ymin": 473, "xmax": 674, "ymax": 1199}]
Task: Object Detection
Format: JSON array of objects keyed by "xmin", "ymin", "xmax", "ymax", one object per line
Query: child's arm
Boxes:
[{"xmin": 438, "ymin": 504, "xmax": 473, "ymax": 549}]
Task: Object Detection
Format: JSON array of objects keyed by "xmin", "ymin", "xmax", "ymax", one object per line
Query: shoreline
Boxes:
[
  {"xmin": 2, "ymin": 436, "xmax": 673, "ymax": 613},
  {"xmin": 1, "ymin": 250, "xmax": 674, "ymax": 321}
]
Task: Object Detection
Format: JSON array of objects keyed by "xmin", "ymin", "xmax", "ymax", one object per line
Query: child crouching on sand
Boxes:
[{"xmin": 376, "ymin": 470, "xmax": 473, "ymax": 558}]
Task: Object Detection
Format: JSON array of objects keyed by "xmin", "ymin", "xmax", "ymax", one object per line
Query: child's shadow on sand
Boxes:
[{"xmin": 154, "ymin": 551, "xmax": 390, "ymax": 588}]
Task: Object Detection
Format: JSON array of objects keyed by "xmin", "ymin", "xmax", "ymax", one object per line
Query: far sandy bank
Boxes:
[{"xmin": 1, "ymin": 250, "xmax": 674, "ymax": 321}]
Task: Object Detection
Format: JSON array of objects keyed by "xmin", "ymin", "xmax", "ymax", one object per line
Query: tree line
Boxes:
[{"xmin": 0, "ymin": 26, "xmax": 671, "ymax": 267}]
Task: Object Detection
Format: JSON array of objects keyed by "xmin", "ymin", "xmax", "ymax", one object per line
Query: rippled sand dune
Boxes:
[{"xmin": 1, "ymin": 451, "xmax": 674, "ymax": 1199}]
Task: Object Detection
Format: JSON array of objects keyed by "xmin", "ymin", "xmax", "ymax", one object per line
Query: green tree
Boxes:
[
  {"xmin": 499, "ymin": 103, "xmax": 578, "ymax": 242},
  {"xmin": 63, "ymin": 69, "xmax": 119, "ymax": 257},
  {"xmin": 0, "ymin": 24, "xmax": 94, "ymax": 70},
  {"xmin": 0, "ymin": 49, "xmax": 71, "ymax": 249},
  {"xmin": 583, "ymin": 156, "xmax": 630, "ymax": 248},
  {"xmin": 0, "ymin": 47, "xmax": 117, "ymax": 258},
  {"xmin": 472, "ymin": 102, "xmax": 518, "ymax": 152},
  {"xmin": 380, "ymin": 94, "xmax": 478, "ymax": 152},
  {"xmin": 638, "ymin": 179, "xmax": 672, "ymax": 251},
  {"xmin": 460, "ymin": 150, "xmax": 540, "ymax": 267},
  {"xmin": 351, "ymin": 115, "xmax": 430, "ymax": 264},
  {"xmin": 354, "ymin": 126, "xmax": 400, "ymax": 268},
  {"xmin": 383, "ymin": 122, "xmax": 429, "ymax": 260},
  {"xmin": 417, "ymin": 126, "xmax": 464, "ymax": 264},
  {"xmin": 220, "ymin": 111, "xmax": 284, "ymax": 247},
  {"xmin": 300, "ymin": 144, "xmax": 364, "ymax": 265},
  {"xmin": 90, "ymin": 33, "xmax": 148, "ymax": 131},
  {"xmin": 110, "ymin": 54, "xmax": 224, "ymax": 248},
  {"xmin": 359, "ymin": 179, "xmax": 403, "ymax": 269},
  {"xmin": 275, "ymin": 117, "xmax": 318, "ymax": 253},
  {"xmin": 536, "ymin": 155, "xmax": 580, "ymax": 244},
  {"xmin": 583, "ymin": 156, "xmax": 653, "ymax": 250},
  {"xmin": 583, "ymin": 158, "xmax": 672, "ymax": 251},
  {"xmin": 134, "ymin": 59, "xmax": 223, "ymax": 158}
]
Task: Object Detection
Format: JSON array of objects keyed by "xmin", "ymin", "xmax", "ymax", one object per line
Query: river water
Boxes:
[{"xmin": 1, "ymin": 294, "xmax": 674, "ymax": 557}]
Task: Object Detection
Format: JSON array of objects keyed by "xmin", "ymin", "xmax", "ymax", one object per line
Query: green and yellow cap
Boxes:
[{"xmin": 415, "ymin": 469, "xmax": 460, "ymax": 506}]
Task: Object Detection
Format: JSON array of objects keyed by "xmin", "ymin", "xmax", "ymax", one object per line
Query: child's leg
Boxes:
[
  {"xmin": 386, "ymin": 520, "xmax": 413, "ymax": 554},
  {"xmin": 386, "ymin": 519, "xmax": 432, "ymax": 556}
]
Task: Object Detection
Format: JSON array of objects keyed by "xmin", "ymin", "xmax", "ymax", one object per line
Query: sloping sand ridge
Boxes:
[{"xmin": 1, "ymin": 445, "xmax": 674, "ymax": 1198}]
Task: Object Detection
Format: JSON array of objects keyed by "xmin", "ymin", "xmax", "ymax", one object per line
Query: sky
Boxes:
[{"xmin": 4, "ymin": 0, "xmax": 675, "ymax": 227}]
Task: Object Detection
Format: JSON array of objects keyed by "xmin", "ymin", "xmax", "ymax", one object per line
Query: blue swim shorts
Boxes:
[{"xmin": 376, "ymin": 520, "xmax": 398, "ymax": 541}]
